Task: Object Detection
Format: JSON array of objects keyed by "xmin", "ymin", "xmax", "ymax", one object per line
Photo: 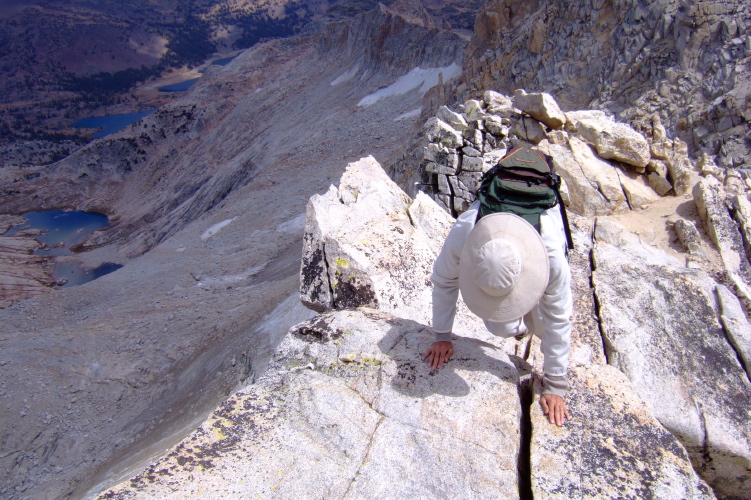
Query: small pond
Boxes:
[
  {"xmin": 4, "ymin": 210, "xmax": 123, "ymax": 287},
  {"xmin": 72, "ymin": 109, "xmax": 155, "ymax": 139}
]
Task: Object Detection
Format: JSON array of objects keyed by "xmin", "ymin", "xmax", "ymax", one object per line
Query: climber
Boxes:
[{"xmin": 423, "ymin": 203, "xmax": 572, "ymax": 426}]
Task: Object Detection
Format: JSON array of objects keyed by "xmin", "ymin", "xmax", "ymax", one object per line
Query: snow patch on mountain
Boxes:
[{"xmin": 357, "ymin": 62, "xmax": 461, "ymax": 107}]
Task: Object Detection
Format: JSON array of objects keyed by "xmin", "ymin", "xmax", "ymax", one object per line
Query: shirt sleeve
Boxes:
[
  {"xmin": 538, "ymin": 208, "xmax": 573, "ymax": 395},
  {"xmin": 430, "ymin": 202, "xmax": 479, "ymax": 338}
]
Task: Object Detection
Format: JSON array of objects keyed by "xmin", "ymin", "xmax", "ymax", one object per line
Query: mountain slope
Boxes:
[{"xmin": 0, "ymin": 4, "xmax": 466, "ymax": 498}]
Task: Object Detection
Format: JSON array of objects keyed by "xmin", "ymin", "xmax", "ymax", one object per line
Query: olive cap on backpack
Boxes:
[{"xmin": 459, "ymin": 212, "xmax": 549, "ymax": 322}]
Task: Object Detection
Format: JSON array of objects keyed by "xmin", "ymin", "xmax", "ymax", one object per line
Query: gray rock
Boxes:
[
  {"xmin": 436, "ymin": 105, "xmax": 468, "ymax": 131},
  {"xmin": 462, "ymin": 123, "xmax": 484, "ymax": 149},
  {"xmin": 512, "ymin": 90, "xmax": 566, "ymax": 129},
  {"xmin": 650, "ymin": 140, "xmax": 672, "ymax": 160},
  {"xmin": 301, "ymin": 156, "xmax": 436, "ymax": 323},
  {"xmin": 616, "ymin": 168, "xmax": 660, "ymax": 209},
  {"xmin": 568, "ymin": 136, "xmax": 628, "ymax": 208},
  {"xmin": 648, "ymin": 171, "xmax": 673, "ymax": 196},
  {"xmin": 406, "ymin": 192, "xmax": 454, "ymax": 257},
  {"xmin": 426, "ymin": 161, "xmax": 459, "ymax": 175},
  {"xmin": 675, "ymin": 219, "xmax": 708, "ymax": 262},
  {"xmin": 457, "ymin": 171, "xmax": 482, "ymax": 194},
  {"xmin": 575, "ymin": 115, "xmax": 651, "ymax": 168},
  {"xmin": 99, "ymin": 309, "xmax": 522, "ymax": 499},
  {"xmin": 716, "ymin": 284, "xmax": 751, "ymax": 380},
  {"xmin": 592, "ymin": 218, "xmax": 751, "ymax": 499},
  {"xmin": 564, "ymin": 110, "xmax": 608, "ymax": 135},
  {"xmin": 424, "ymin": 143, "xmax": 460, "ymax": 172},
  {"xmin": 425, "ymin": 117, "xmax": 463, "ymax": 148},
  {"xmin": 511, "ymin": 115, "xmax": 546, "ymax": 144},
  {"xmin": 484, "ymin": 115, "xmax": 507, "ymax": 136},
  {"xmin": 693, "ymin": 177, "xmax": 751, "ymax": 302},
  {"xmin": 484, "ymin": 96, "xmax": 515, "ymax": 117},
  {"xmin": 730, "ymin": 194, "xmax": 751, "ymax": 264},
  {"xmin": 531, "ymin": 365, "xmax": 715, "ymax": 500},
  {"xmin": 535, "ymin": 140, "xmax": 612, "ymax": 216},
  {"xmin": 464, "ymin": 99, "xmax": 486, "ymax": 122},
  {"xmin": 462, "ymin": 145, "xmax": 482, "ymax": 157},
  {"xmin": 462, "ymin": 155, "xmax": 485, "ymax": 172},
  {"xmin": 667, "ymin": 143, "xmax": 697, "ymax": 196},
  {"xmin": 437, "ymin": 172, "xmax": 450, "ymax": 195}
]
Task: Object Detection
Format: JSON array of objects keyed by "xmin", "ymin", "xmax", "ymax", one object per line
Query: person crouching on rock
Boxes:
[{"xmin": 423, "ymin": 204, "xmax": 572, "ymax": 426}]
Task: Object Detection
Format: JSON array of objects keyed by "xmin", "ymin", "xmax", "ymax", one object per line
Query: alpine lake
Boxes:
[{"xmin": 5, "ymin": 210, "xmax": 123, "ymax": 287}]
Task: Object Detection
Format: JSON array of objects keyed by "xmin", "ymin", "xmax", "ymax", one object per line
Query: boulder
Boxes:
[
  {"xmin": 674, "ymin": 219, "xmax": 709, "ymax": 262},
  {"xmin": 464, "ymin": 99, "xmax": 486, "ymax": 122},
  {"xmin": 648, "ymin": 172, "xmax": 674, "ymax": 196},
  {"xmin": 575, "ymin": 115, "xmax": 651, "ymax": 168},
  {"xmin": 406, "ymin": 191, "xmax": 454, "ymax": 256},
  {"xmin": 564, "ymin": 110, "xmax": 608, "ymax": 134},
  {"xmin": 667, "ymin": 151, "xmax": 696, "ymax": 196},
  {"xmin": 616, "ymin": 168, "xmax": 660, "ymax": 210},
  {"xmin": 730, "ymin": 193, "xmax": 751, "ymax": 262},
  {"xmin": 568, "ymin": 136, "xmax": 628, "ymax": 209},
  {"xmin": 511, "ymin": 115, "xmax": 546, "ymax": 144},
  {"xmin": 300, "ymin": 156, "xmax": 441, "ymax": 324},
  {"xmin": 483, "ymin": 90, "xmax": 514, "ymax": 115},
  {"xmin": 693, "ymin": 177, "xmax": 751, "ymax": 301},
  {"xmin": 531, "ymin": 365, "xmax": 714, "ymax": 500},
  {"xmin": 716, "ymin": 284, "xmax": 751, "ymax": 379},
  {"xmin": 512, "ymin": 90, "xmax": 566, "ymax": 129},
  {"xmin": 424, "ymin": 143, "xmax": 460, "ymax": 174},
  {"xmin": 97, "ymin": 309, "xmax": 523, "ymax": 499},
  {"xmin": 535, "ymin": 140, "xmax": 612, "ymax": 216},
  {"xmin": 615, "ymin": 168, "xmax": 660, "ymax": 209},
  {"xmin": 592, "ymin": 217, "xmax": 751, "ymax": 499},
  {"xmin": 436, "ymin": 105, "xmax": 468, "ymax": 131},
  {"xmin": 425, "ymin": 117, "xmax": 463, "ymax": 148}
]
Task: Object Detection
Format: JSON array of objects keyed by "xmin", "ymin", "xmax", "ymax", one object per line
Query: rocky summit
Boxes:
[{"xmin": 1, "ymin": 0, "xmax": 751, "ymax": 499}]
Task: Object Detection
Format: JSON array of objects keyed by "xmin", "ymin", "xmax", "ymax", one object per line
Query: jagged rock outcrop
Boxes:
[
  {"xmin": 694, "ymin": 176, "xmax": 751, "ymax": 302},
  {"xmin": 410, "ymin": 90, "xmax": 684, "ymax": 216},
  {"xmin": 592, "ymin": 217, "xmax": 751, "ymax": 499},
  {"xmin": 98, "ymin": 308, "xmax": 523, "ymax": 499},
  {"xmin": 300, "ymin": 156, "xmax": 448, "ymax": 323},
  {"xmin": 462, "ymin": 0, "xmax": 751, "ymax": 174},
  {"xmin": 100, "ymin": 154, "xmax": 716, "ymax": 500}
]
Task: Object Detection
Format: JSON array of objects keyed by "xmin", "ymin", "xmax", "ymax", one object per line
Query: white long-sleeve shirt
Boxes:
[{"xmin": 430, "ymin": 201, "xmax": 573, "ymax": 396}]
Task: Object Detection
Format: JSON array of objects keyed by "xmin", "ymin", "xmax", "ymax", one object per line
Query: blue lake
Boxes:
[
  {"xmin": 4, "ymin": 211, "xmax": 123, "ymax": 287},
  {"xmin": 6, "ymin": 210, "xmax": 109, "ymax": 255},
  {"xmin": 72, "ymin": 109, "xmax": 155, "ymax": 138}
]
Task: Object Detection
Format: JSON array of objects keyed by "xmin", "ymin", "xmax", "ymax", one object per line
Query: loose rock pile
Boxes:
[{"xmin": 421, "ymin": 89, "xmax": 700, "ymax": 216}]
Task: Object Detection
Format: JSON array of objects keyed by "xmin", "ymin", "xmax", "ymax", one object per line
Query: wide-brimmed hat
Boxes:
[{"xmin": 459, "ymin": 213, "xmax": 549, "ymax": 322}]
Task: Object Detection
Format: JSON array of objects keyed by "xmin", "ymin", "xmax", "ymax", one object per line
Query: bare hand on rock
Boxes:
[
  {"xmin": 540, "ymin": 393, "xmax": 571, "ymax": 426},
  {"xmin": 422, "ymin": 341, "xmax": 454, "ymax": 370}
]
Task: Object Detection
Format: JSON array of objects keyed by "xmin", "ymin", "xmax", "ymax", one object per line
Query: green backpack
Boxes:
[{"xmin": 476, "ymin": 146, "xmax": 574, "ymax": 250}]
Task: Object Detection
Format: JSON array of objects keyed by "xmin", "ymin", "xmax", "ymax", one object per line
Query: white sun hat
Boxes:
[{"xmin": 459, "ymin": 212, "xmax": 550, "ymax": 322}]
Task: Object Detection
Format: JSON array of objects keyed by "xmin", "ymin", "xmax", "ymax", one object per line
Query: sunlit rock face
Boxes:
[
  {"xmin": 3, "ymin": 0, "xmax": 751, "ymax": 498},
  {"xmin": 100, "ymin": 146, "xmax": 718, "ymax": 500}
]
